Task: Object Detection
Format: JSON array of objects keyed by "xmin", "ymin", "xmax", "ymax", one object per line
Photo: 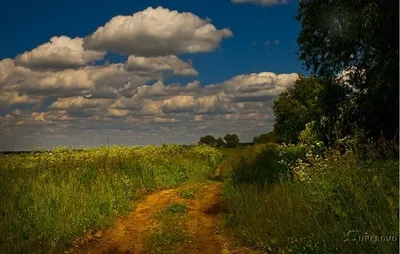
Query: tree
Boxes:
[
  {"xmin": 216, "ymin": 137, "xmax": 226, "ymax": 148},
  {"xmin": 272, "ymin": 76, "xmax": 325, "ymax": 144},
  {"xmin": 199, "ymin": 135, "xmax": 216, "ymax": 147},
  {"xmin": 296, "ymin": 0, "xmax": 399, "ymax": 141},
  {"xmin": 223, "ymin": 134, "xmax": 240, "ymax": 148},
  {"xmin": 253, "ymin": 131, "xmax": 277, "ymax": 145}
]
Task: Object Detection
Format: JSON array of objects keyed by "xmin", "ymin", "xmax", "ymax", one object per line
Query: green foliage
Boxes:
[
  {"xmin": 296, "ymin": 0, "xmax": 399, "ymax": 141},
  {"xmin": 178, "ymin": 186, "xmax": 201, "ymax": 200},
  {"xmin": 216, "ymin": 137, "xmax": 227, "ymax": 148},
  {"xmin": 273, "ymin": 76, "xmax": 325, "ymax": 144},
  {"xmin": 222, "ymin": 144, "xmax": 399, "ymax": 253},
  {"xmin": 162, "ymin": 203, "xmax": 187, "ymax": 214},
  {"xmin": 0, "ymin": 145, "xmax": 222, "ymax": 253},
  {"xmin": 199, "ymin": 135, "xmax": 217, "ymax": 147},
  {"xmin": 224, "ymin": 134, "xmax": 240, "ymax": 148},
  {"xmin": 144, "ymin": 203, "xmax": 188, "ymax": 254},
  {"xmin": 253, "ymin": 131, "xmax": 278, "ymax": 145},
  {"xmin": 228, "ymin": 144, "xmax": 305, "ymax": 186}
]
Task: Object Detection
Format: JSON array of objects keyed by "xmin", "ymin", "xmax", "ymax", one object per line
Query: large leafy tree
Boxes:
[
  {"xmin": 253, "ymin": 131, "xmax": 278, "ymax": 145},
  {"xmin": 296, "ymin": 0, "xmax": 399, "ymax": 141},
  {"xmin": 224, "ymin": 134, "xmax": 240, "ymax": 148},
  {"xmin": 199, "ymin": 135, "xmax": 217, "ymax": 147},
  {"xmin": 273, "ymin": 76, "xmax": 325, "ymax": 144}
]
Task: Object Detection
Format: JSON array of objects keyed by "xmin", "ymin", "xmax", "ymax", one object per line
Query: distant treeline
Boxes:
[{"xmin": 198, "ymin": 131, "xmax": 278, "ymax": 148}]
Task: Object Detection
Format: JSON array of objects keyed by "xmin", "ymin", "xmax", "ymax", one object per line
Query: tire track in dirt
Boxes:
[
  {"xmin": 67, "ymin": 188, "xmax": 182, "ymax": 253},
  {"xmin": 67, "ymin": 165, "xmax": 267, "ymax": 254},
  {"xmin": 183, "ymin": 166, "xmax": 266, "ymax": 254}
]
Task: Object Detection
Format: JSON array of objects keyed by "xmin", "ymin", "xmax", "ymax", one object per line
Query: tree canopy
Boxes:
[
  {"xmin": 199, "ymin": 135, "xmax": 217, "ymax": 147},
  {"xmin": 296, "ymin": 0, "xmax": 399, "ymax": 141},
  {"xmin": 253, "ymin": 131, "xmax": 278, "ymax": 145},
  {"xmin": 273, "ymin": 76, "xmax": 325, "ymax": 144},
  {"xmin": 224, "ymin": 134, "xmax": 240, "ymax": 148}
]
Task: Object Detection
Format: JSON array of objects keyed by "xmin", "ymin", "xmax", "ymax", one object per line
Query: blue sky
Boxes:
[{"xmin": 0, "ymin": 0, "xmax": 306, "ymax": 150}]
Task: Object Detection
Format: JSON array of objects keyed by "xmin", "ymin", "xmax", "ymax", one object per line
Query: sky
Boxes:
[{"xmin": 0, "ymin": 0, "xmax": 307, "ymax": 150}]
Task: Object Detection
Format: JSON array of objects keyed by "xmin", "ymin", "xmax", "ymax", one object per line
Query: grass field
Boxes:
[
  {"xmin": 221, "ymin": 144, "xmax": 399, "ymax": 253},
  {"xmin": 1, "ymin": 144, "xmax": 398, "ymax": 253},
  {"xmin": 0, "ymin": 144, "xmax": 222, "ymax": 253}
]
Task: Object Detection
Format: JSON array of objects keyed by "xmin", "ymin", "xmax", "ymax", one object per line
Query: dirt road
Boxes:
[{"xmin": 66, "ymin": 167, "xmax": 265, "ymax": 254}]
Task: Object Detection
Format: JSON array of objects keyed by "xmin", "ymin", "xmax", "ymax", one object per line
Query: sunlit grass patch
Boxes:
[
  {"xmin": 144, "ymin": 203, "xmax": 189, "ymax": 254},
  {"xmin": 178, "ymin": 185, "xmax": 202, "ymax": 200},
  {"xmin": 162, "ymin": 203, "xmax": 188, "ymax": 214}
]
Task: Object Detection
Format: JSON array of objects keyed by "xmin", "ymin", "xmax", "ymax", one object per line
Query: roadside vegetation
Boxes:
[
  {"xmin": 221, "ymin": 141, "xmax": 399, "ymax": 253},
  {"xmin": 0, "ymin": 144, "xmax": 222, "ymax": 253}
]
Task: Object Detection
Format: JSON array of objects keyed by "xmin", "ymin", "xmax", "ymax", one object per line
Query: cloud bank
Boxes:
[{"xmin": 0, "ymin": 6, "xmax": 298, "ymax": 150}]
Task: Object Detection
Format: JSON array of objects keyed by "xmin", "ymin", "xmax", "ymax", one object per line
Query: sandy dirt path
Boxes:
[{"xmin": 66, "ymin": 166, "xmax": 266, "ymax": 254}]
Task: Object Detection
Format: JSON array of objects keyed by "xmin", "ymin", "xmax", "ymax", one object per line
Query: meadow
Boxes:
[
  {"xmin": 221, "ymin": 142, "xmax": 399, "ymax": 253},
  {"xmin": 0, "ymin": 144, "xmax": 222, "ymax": 253},
  {"xmin": 1, "ymin": 141, "xmax": 398, "ymax": 254}
]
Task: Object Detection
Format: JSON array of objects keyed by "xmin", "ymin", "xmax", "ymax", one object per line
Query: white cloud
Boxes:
[
  {"xmin": 0, "ymin": 69, "xmax": 298, "ymax": 149},
  {"xmin": 231, "ymin": 0, "xmax": 288, "ymax": 5},
  {"xmin": 0, "ymin": 91, "xmax": 41, "ymax": 106},
  {"xmin": 0, "ymin": 58, "xmax": 15, "ymax": 87},
  {"xmin": 125, "ymin": 55, "xmax": 198, "ymax": 76},
  {"xmin": 83, "ymin": 6, "xmax": 233, "ymax": 56},
  {"xmin": 214, "ymin": 72, "xmax": 299, "ymax": 102},
  {"xmin": 49, "ymin": 96, "xmax": 112, "ymax": 110},
  {"xmin": 15, "ymin": 36, "xmax": 106, "ymax": 70},
  {"xmin": 152, "ymin": 117, "xmax": 178, "ymax": 124},
  {"xmin": 163, "ymin": 95, "xmax": 196, "ymax": 113},
  {"xmin": 0, "ymin": 60, "xmax": 152, "ymax": 98}
]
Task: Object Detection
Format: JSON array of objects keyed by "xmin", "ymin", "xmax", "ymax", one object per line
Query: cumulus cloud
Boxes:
[
  {"xmin": 0, "ymin": 59, "xmax": 152, "ymax": 98},
  {"xmin": 0, "ymin": 91, "xmax": 42, "ymax": 107},
  {"xmin": 49, "ymin": 96, "xmax": 112, "ymax": 110},
  {"xmin": 15, "ymin": 36, "xmax": 106, "ymax": 70},
  {"xmin": 125, "ymin": 55, "xmax": 198, "ymax": 76},
  {"xmin": 231, "ymin": 0, "xmax": 288, "ymax": 5},
  {"xmin": 163, "ymin": 95, "xmax": 196, "ymax": 113},
  {"xmin": 152, "ymin": 117, "xmax": 178, "ymax": 124},
  {"xmin": 213, "ymin": 72, "xmax": 299, "ymax": 102},
  {"xmin": 1, "ymin": 63, "xmax": 299, "ymax": 149},
  {"xmin": 83, "ymin": 6, "xmax": 233, "ymax": 56}
]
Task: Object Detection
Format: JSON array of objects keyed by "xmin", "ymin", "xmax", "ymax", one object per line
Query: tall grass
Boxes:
[
  {"xmin": 222, "ymin": 144, "xmax": 399, "ymax": 253},
  {"xmin": 0, "ymin": 144, "xmax": 222, "ymax": 253}
]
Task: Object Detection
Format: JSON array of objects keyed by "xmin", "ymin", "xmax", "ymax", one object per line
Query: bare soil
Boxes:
[{"xmin": 66, "ymin": 167, "xmax": 266, "ymax": 254}]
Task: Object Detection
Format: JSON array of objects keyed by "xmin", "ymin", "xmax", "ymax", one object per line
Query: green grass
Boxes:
[
  {"xmin": 0, "ymin": 144, "xmax": 222, "ymax": 254},
  {"xmin": 222, "ymin": 144, "xmax": 399, "ymax": 253},
  {"xmin": 178, "ymin": 185, "xmax": 201, "ymax": 200},
  {"xmin": 161, "ymin": 203, "xmax": 188, "ymax": 215},
  {"xmin": 144, "ymin": 203, "xmax": 189, "ymax": 254}
]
